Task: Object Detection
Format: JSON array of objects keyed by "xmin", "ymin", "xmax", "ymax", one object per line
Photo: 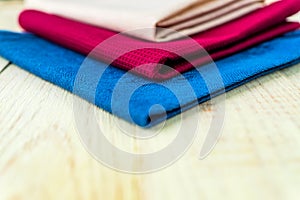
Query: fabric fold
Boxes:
[
  {"xmin": 25, "ymin": 0, "xmax": 265, "ymax": 41},
  {"xmin": 0, "ymin": 31, "xmax": 300, "ymax": 127},
  {"xmin": 19, "ymin": 0, "xmax": 300, "ymax": 80}
]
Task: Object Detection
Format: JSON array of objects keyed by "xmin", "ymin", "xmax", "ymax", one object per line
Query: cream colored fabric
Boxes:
[{"xmin": 25, "ymin": 0, "xmax": 265, "ymax": 41}]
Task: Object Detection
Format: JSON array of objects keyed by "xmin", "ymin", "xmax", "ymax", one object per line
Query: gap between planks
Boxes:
[{"xmin": 0, "ymin": 57, "xmax": 11, "ymax": 74}]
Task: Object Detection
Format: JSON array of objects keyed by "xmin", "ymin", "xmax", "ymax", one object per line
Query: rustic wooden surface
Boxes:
[{"xmin": 0, "ymin": 1, "xmax": 300, "ymax": 200}]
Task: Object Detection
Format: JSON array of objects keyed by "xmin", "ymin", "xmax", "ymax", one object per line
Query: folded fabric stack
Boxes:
[
  {"xmin": 0, "ymin": 0, "xmax": 299, "ymax": 127},
  {"xmin": 25, "ymin": 0, "xmax": 266, "ymax": 42},
  {"xmin": 19, "ymin": 0, "xmax": 300, "ymax": 79}
]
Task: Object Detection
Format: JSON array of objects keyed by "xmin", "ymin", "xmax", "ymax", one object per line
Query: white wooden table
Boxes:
[{"xmin": 0, "ymin": 1, "xmax": 300, "ymax": 200}]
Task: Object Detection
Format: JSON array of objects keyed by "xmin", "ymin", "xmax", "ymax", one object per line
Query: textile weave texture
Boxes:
[
  {"xmin": 0, "ymin": 30, "xmax": 299, "ymax": 127},
  {"xmin": 19, "ymin": 0, "xmax": 300, "ymax": 80},
  {"xmin": 25, "ymin": 0, "xmax": 264, "ymax": 41}
]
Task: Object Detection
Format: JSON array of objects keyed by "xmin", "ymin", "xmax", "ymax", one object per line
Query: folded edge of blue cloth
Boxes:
[{"xmin": 0, "ymin": 30, "xmax": 299, "ymax": 127}]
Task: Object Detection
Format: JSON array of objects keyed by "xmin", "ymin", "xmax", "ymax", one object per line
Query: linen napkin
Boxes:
[
  {"xmin": 25, "ymin": 0, "xmax": 265, "ymax": 41},
  {"xmin": 0, "ymin": 30, "xmax": 299, "ymax": 127},
  {"xmin": 19, "ymin": 0, "xmax": 300, "ymax": 80}
]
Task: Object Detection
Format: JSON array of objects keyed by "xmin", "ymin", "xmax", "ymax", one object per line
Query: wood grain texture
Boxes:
[{"xmin": 0, "ymin": 2, "xmax": 300, "ymax": 200}]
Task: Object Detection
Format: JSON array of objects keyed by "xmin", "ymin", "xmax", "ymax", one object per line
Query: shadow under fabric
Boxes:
[{"xmin": 0, "ymin": 31, "xmax": 300, "ymax": 127}]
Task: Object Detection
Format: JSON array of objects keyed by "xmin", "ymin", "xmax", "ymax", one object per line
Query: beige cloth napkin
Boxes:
[{"xmin": 25, "ymin": 0, "xmax": 265, "ymax": 41}]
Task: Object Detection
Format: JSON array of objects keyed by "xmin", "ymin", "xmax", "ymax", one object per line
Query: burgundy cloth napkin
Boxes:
[
  {"xmin": 25, "ymin": 0, "xmax": 265, "ymax": 41},
  {"xmin": 19, "ymin": 0, "xmax": 300, "ymax": 80}
]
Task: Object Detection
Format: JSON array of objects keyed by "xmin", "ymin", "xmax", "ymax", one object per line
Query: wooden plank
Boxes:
[
  {"xmin": 0, "ymin": 63, "xmax": 299, "ymax": 200},
  {"xmin": 0, "ymin": 1, "xmax": 23, "ymax": 32},
  {"xmin": 0, "ymin": 57, "xmax": 10, "ymax": 73}
]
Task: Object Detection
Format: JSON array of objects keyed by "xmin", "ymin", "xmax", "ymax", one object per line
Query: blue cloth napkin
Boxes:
[{"xmin": 0, "ymin": 30, "xmax": 299, "ymax": 127}]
